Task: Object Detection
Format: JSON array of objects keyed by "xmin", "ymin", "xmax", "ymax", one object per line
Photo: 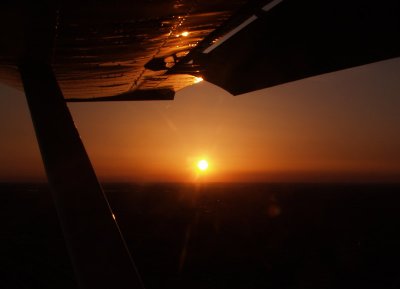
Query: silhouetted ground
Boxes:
[{"xmin": 1, "ymin": 182, "xmax": 399, "ymax": 289}]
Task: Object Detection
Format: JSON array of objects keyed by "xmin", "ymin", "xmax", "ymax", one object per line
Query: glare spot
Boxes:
[
  {"xmin": 194, "ymin": 77, "xmax": 203, "ymax": 83},
  {"xmin": 181, "ymin": 31, "xmax": 189, "ymax": 37}
]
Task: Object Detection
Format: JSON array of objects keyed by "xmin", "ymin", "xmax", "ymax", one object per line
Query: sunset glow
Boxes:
[
  {"xmin": 197, "ymin": 159, "xmax": 209, "ymax": 171},
  {"xmin": 0, "ymin": 59, "xmax": 399, "ymax": 183}
]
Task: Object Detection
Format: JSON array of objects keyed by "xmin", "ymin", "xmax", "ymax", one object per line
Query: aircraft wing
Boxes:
[
  {"xmin": 1, "ymin": 2, "xmax": 399, "ymax": 287},
  {"xmin": 0, "ymin": 0, "xmax": 249, "ymax": 100},
  {"xmin": 174, "ymin": 0, "xmax": 400, "ymax": 95},
  {"xmin": 1, "ymin": 0, "xmax": 398, "ymax": 100}
]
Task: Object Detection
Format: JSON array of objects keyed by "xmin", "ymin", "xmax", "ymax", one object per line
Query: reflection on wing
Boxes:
[
  {"xmin": 0, "ymin": 0, "xmax": 249, "ymax": 100},
  {"xmin": 53, "ymin": 0, "xmax": 248, "ymax": 100},
  {"xmin": 0, "ymin": 0, "xmax": 399, "ymax": 99}
]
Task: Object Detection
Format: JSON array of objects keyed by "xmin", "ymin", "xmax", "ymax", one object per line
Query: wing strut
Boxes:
[{"xmin": 20, "ymin": 62, "xmax": 145, "ymax": 289}]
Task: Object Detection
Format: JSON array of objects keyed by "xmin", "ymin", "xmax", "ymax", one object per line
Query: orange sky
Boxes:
[{"xmin": 0, "ymin": 58, "xmax": 400, "ymax": 183}]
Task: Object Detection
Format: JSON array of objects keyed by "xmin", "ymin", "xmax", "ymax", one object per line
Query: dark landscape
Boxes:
[{"xmin": 1, "ymin": 182, "xmax": 399, "ymax": 289}]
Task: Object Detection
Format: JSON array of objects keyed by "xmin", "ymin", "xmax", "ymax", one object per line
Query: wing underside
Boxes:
[
  {"xmin": 54, "ymin": 0, "xmax": 252, "ymax": 100},
  {"xmin": 181, "ymin": 0, "xmax": 400, "ymax": 95},
  {"xmin": 0, "ymin": 0, "xmax": 399, "ymax": 99}
]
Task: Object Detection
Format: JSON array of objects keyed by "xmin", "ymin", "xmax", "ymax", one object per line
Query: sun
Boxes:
[{"xmin": 197, "ymin": 159, "xmax": 209, "ymax": 171}]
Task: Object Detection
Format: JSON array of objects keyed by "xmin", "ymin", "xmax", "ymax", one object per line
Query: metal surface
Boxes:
[
  {"xmin": 20, "ymin": 62, "xmax": 144, "ymax": 289},
  {"xmin": 1, "ymin": 0, "xmax": 400, "ymax": 99},
  {"xmin": 0, "ymin": 0, "xmax": 250, "ymax": 99},
  {"xmin": 188, "ymin": 0, "xmax": 400, "ymax": 95},
  {"xmin": 53, "ymin": 0, "xmax": 248, "ymax": 99},
  {"xmin": 66, "ymin": 88, "xmax": 175, "ymax": 102}
]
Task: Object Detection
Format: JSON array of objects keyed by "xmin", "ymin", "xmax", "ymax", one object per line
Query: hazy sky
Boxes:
[{"xmin": 0, "ymin": 58, "xmax": 399, "ymax": 182}]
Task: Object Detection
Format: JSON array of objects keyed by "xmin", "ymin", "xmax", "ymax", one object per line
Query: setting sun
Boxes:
[{"xmin": 197, "ymin": 159, "xmax": 209, "ymax": 171}]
